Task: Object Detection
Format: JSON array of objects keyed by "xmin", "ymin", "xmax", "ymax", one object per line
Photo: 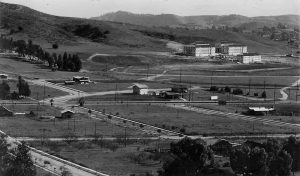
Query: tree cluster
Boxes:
[
  {"xmin": 17, "ymin": 76, "xmax": 31, "ymax": 97},
  {"xmin": 0, "ymin": 76, "xmax": 31, "ymax": 100},
  {"xmin": 230, "ymin": 136, "xmax": 300, "ymax": 176},
  {"xmin": 0, "ymin": 81, "xmax": 10, "ymax": 99},
  {"xmin": 158, "ymin": 137, "xmax": 215, "ymax": 176},
  {"xmin": 0, "ymin": 136, "xmax": 36, "ymax": 176},
  {"xmin": 0, "ymin": 37, "xmax": 82, "ymax": 72}
]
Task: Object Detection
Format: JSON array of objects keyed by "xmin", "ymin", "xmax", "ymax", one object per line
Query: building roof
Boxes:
[
  {"xmin": 249, "ymin": 107, "xmax": 274, "ymax": 112},
  {"xmin": 132, "ymin": 83, "xmax": 148, "ymax": 89},
  {"xmin": 240, "ymin": 53, "xmax": 260, "ymax": 56}
]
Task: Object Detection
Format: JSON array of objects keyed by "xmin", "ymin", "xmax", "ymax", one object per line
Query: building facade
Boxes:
[
  {"xmin": 238, "ymin": 53, "xmax": 261, "ymax": 64},
  {"xmin": 132, "ymin": 83, "xmax": 148, "ymax": 95},
  {"xmin": 215, "ymin": 42, "xmax": 247, "ymax": 56},
  {"xmin": 183, "ymin": 44, "xmax": 216, "ymax": 57}
]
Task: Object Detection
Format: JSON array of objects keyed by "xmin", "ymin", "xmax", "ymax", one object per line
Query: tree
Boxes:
[
  {"xmin": 57, "ymin": 54, "xmax": 63, "ymax": 70},
  {"xmin": 230, "ymin": 145, "xmax": 251, "ymax": 175},
  {"xmin": 0, "ymin": 135, "xmax": 11, "ymax": 176},
  {"xmin": 63, "ymin": 52, "xmax": 68, "ymax": 70},
  {"xmin": 232, "ymin": 88, "xmax": 243, "ymax": 95},
  {"xmin": 0, "ymin": 81, "xmax": 10, "ymax": 99},
  {"xmin": 6, "ymin": 143, "xmax": 36, "ymax": 176},
  {"xmin": 52, "ymin": 43, "xmax": 59, "ymax": 49},
  {"xmin": 261, "ymin": 91, "xmax": 267, "ymax": 98},
  {"xmin": 159, "ymin": 137, "xmax": 214, "ymax": 176},
  {"xmin": 17, "ymin": 76, "xmax": 31, "ymax": 97},
  {"xmin": 78, "ymin": 97, "xmax": 85, "ymax": 107},
  {"xmin": 283, "ymin": 136, "xmax": 300, "ymax": 173},
  {"xmin": 209, "ymin": 86, "xmax": 218, "ymax": 92},
  {"xmin": 272, "ymin": 150, "xmax": 292, "ymax": 176},
  {"xmin": 224, "ymin": 86, "xmax": 231, "ymax": 93}
]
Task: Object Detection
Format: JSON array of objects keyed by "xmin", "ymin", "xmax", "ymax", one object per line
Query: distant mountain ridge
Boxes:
[{"xmin": 91, "ymin": 11, "xmax": 300, "ymax": 29}]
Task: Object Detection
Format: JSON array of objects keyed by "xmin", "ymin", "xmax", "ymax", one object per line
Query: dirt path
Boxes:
[{"xmin": 279, "ymin": 78, "xmax": 300, "ymax": 101}]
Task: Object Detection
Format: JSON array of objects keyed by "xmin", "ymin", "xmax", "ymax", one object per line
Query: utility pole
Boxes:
[
  {"xmin": 73, "ymin": 116, "xmax": 75, "ymax": 132},
  {"xmin": 179, "ymin": 68, "xmax": 182, "ymax": 84},
  {"xmin": 94, "ymin": 122, "xmax": 97, "ymax": 140},
  {"xmin": 124, "ymin": 127, "xmax": 127, "ymax": 147},
  {"xmin": 248, "ymin": 78, "xmax": 251, "ymax": 96},
  {"xmin": 296, "ymin": 83, "xmax": 299, "ymax": 102},
  {"xmin": 43, "ymin": 82, "xmax": 46, "ymax": 105},
  {"xmin": 264, "ymin": 80, "xmax": 266, "ymax": 101},
  {"xmin": 210, "ymin": 71, "xmax": 213, "ymax": 87},
  {"xmin": 115, "ymin": 84, "xmax": 118, "ymax": 103},
  {"xmin": 147, "ymin": 64, "xmax": 149, "ymax": 78},
  {"xmin": 273, "ymin": 84, "xmax": 276, "ymax": 107}
]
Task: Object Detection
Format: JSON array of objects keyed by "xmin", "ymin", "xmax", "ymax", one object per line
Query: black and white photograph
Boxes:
[{"xmin": 0, "ymin": 0, "xmax": 300, "ymax": 175}]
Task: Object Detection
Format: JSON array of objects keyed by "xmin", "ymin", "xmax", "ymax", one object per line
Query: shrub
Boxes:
[
  {"xmin": 224, "ymin": 86, "xmax": 231, "ymax": 92},
  {"xmin": 52, "ymin": 43, "xmax": 59, "ymax": 49},
  {"xmin": 107, "ymin": 115, "xmax": 112, "ymax": 119},
  {"xmin": 232, "ymin": 88, "xmax": 243, "ymax": 95},
  {"xmin": 180, "ymin": 128, "xmax": 186, "ymax": 133},
  {"xmin": 210, "ymin": 86, "xmax": 218, "ymax": 91},
  {"xmin": 139, "ymin": 124, "xmax": 144, "ymax": 128},
  {"xmin": 157, "ymin": 129, "xmax": 162, "ymax": 133},
  {"xmin": 261, "ymin": 91, "xmax": 267, "ymax": 98},
  {"xmin": 218, "ymin": 100, "xmax": 227, "ymax": 105}
]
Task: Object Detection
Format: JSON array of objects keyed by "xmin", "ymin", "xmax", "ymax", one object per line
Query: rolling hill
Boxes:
[
  {"xmin": 92, "ymin": 11, "xmax": 300, "ymax": 29},
  {"xmin": 0, "ymin": 2, "xmax": 293, "ymax": 56}
]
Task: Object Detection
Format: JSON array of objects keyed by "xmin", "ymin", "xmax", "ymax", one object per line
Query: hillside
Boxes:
[
  {"xmin": 92, "ymin": 11, "xmax": 300, "ymax": 29},
  {"xmin": 0, "ymin": 2, "xmax": 167, "ymax": 50},
  {"xmin": 0, "ymin": 2, "xmax": 292, "ymax": 56}
]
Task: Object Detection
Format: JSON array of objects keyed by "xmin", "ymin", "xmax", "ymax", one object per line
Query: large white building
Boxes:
[
  {"xmin": 215, "ymin": 42, "xmax": 247, "ymax": 56},
  {"xmin": 183, "ymin": 43, "xmax": 216, "ymax": 57},
  {"xmin": 237, "ymin": 53, "xmax": 262, "ymax": 64}
]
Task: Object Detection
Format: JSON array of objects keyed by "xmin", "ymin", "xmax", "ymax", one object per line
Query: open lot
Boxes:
[
  {"xmin": 28, "ymin": 140, "xmax": 168, "ymax": 176},
  {"xmin": 86, "ymin": 104, "xmax": 297, "ymax": 135},
  {"xmin": 0, "ymin": 105, "xmax": 147, "ymax": 138}
]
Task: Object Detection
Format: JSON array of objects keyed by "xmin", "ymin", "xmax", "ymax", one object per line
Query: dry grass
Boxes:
[{"xmin": 86, "ymin": 104, "xmax": 297, "ymax": 135}]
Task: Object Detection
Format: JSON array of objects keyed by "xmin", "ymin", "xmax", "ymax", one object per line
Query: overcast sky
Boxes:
[{"xmin": 1, "ymin": 0, "xmax": 299, "ymax": 18}]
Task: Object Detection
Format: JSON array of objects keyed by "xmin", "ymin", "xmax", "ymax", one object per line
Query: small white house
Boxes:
[
  {"xmin": 132, "ymin": 83, "xmax": 149, "ymax": 95},
  {"xmin": 211, "ymin": 96, "xmax": 218, "ymax": 100}
]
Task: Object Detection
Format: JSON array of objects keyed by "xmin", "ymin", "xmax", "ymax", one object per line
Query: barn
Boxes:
[{"xmin": 132, "ymin": 83, "xmax": 148, "ymax": 95}]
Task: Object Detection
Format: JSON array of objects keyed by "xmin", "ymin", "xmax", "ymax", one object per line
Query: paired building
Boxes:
[
  {"xmin": 183, "ymin": 41, "xmax": 262, "ymax": 64},
  {"xmin": 183, "ymin": 41, "xmax": 247, "ymax": 57}
]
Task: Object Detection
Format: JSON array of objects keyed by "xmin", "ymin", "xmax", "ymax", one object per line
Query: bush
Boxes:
[
  {"xmin": 180, "ymin": 128, "xmax": 186, "ymax": 133},
  {"xmin": 139, "ymin": 124, "xmax": 144, "ymax": 128},
  {"xmin": 210, "ymin": 86, "xmax": 218, "ymax": 91},
  {"xmin": 261, "ymin": 91, "xmax": 267, "ymax": 98},
  {"xmin": 107, "ymin": 115, "xmax": 112, "ymax": 119},
  {"xmin": 52, "ymin": 43, "xmax": 59, "ymax": 49},
  {"xmin": 232, "ymin": 88, "xmax": 243, "ymax": 95},
  {"xmin": 224, "ymin": 86, "xmax": 231, "ymax": 93},
  {"xmin": 218, "ymin": 100, "xmax": 227, "ymax": 105}
]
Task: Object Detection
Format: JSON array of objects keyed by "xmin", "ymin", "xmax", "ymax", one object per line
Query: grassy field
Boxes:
[
  {"xmin": 0, "ymin": 105, "xmax": 146, "ymax": 138},
  {"xmin": 86, "ymin": 104, "xmax": 298, "ymax": 135},
  {"xmin": 28, "ymin": 140, "xmax": 170, "ymax": 176}
]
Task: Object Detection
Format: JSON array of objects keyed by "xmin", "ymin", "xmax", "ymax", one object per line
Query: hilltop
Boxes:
[{"xmin": 92, "ymin": 11, "xmax": 300, "ymax": 29}]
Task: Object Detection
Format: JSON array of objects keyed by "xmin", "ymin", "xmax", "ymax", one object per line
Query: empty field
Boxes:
[
  {"xmin": 86, "ymin": 104, "xmax": 297, "ymax": 135},
  {"xmin": 28, "ymin": 140, "xmax": 170, "ymax": 176},
  {"xmin": 0, "ymin": 105, "xmax": 145, "ymax": 138}
]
